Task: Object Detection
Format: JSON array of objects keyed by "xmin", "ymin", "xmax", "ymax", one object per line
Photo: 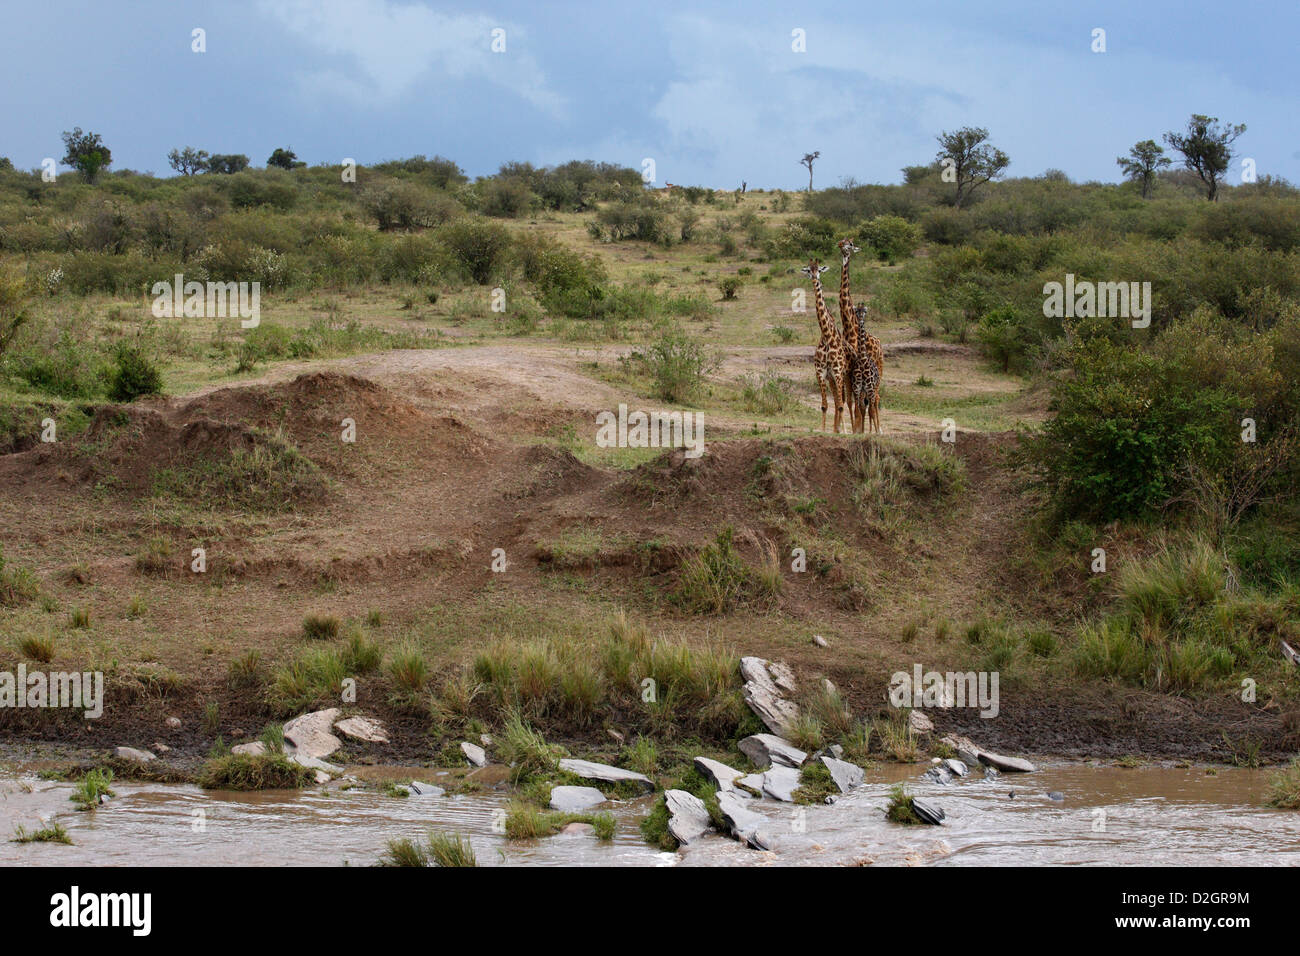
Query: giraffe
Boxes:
[
  {"xmin": 852, "ymin": 305, "xmax": 882, "ymax": 433},
  {"xmin": 836, "ymin": 238, "xmax": 864, "ymax": 432},
  {"xmin": 854, "ymin": 304, "xmax": 884, "ymax": 433},
  {"xmin": 802, "ymin": 259, "xmax": 850, "ymax": 434}
]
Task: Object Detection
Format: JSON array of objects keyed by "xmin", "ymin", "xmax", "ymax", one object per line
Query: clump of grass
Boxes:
[
  {"xmin": 873, "ymin": 713, "xmax": 921, "ymax": 762},
  {"xmin": 382, "ymin": 830, "xmax": 480, "ymax": 867},
  {"xmin": 380, "ymin": 836, "xmax": 429, "ymax": 867},
  {"xmin": 885, "ymin": 783, "xmax": 923, "ymax": 824},
  {"xmin": 18, "ymin": 633, "xmax": 54, "ymax": 663},
  {"xmin": 227, "ymin": 649, "xmax": 264, "ymax": 689},
  {"xmin": 302, "ymin": 614, "xmax": 341, "ymax": 640},
  {"xmin": 1267, "ymin": 759, "xmax": 1300, "ymax": 809},
  {"xmin": 11, "ymin": 821, "xmax": 72, "ymax": 844},
  {"xmin": 793, "ymin": 761, "xmax": 838, "ymax": 805},
  {"xmin": 68, "ymin": 607, "xmax": 90, "ymax": 629},
  {"xmin": 0, "ymin": 548, "xmax": 40, "ymax": 607},
  {"xmin": 127, "ymin": 594, "xmax": 147, "ymax": 619},
  {"xmin": 739, "ymin": 370, "xmax": 797, "ymax": 415},
  {"xmin": 366, "ymin": 609, "xmax": 384, "ymax": 627},
  {"xmin": 784, "ymin": 712, "xmax": 825, "ymax": 752},
  {"xmin": 1026, "ymin": 627, "xmax": 1058, "ymax": 657},
  {"xmin": 673, "ymin": 526, "xmax": 779, "ymax": 614},
  {"xmin": 503, "ymin": 801, "xmax": 615, "ymax": 841},
  {"xmin": 497, "ymin": 712, "xmax": 566, "ymax": 785},
  {"xmin": 197, "ymin": 752, "xmax": 316, "ymax": 790},
  {"xmin": 134, "ymin": 538, "xmax": 172, "ymax": 576},
  {"xmin": 342, "ymin": 627, "xmax": 382, "ymax": 673},
  {"xmin": 260, "ymin": 723, "xmax": 286, "ymax": 753},
  {"xmin": 620, "ymin": 736, "xmax": 660, "ymax": 777},
  {"xmin": 1118, "ymin": 537, "xmax": 1224, "ymax": 630},
  {"xmin": 387, "ymin": 645, "xmax": 430, "ymax": 696},
  {"xmin": 202, "ymin": 701, "xmax": 220, "ymax": 734},
  {"xmin": 268, "ymin": 646, "xmax": 347, "ymax": 713},
  {"xmin": 70, "ymin": 768, "xmax": 115, "ymax": 811}
]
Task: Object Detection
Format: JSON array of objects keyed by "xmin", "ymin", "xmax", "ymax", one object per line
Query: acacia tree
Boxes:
[
  {"xmin": 60, "ymin": 128, "xmax": 112, "ymax": 183},
  {"xmin": 267, "ymin": 147, "xmax": 306, "ymax": 170},
  {"xmin": 935, "ymin": 127, "xmax": 1009, "ymax": 208},
  {"xmin": 206, "ymin": 153, "xmax": 250, "ymax": 174},
  {"xmin": 800, "ymin": 151, "xmax": 820, "ymax": 191},
  {"xmin": 168, "ymin": 146, "xmax": 210, "ymax": 176},
  {"xmin": 1163, "ymin": 114, "xmax": 1246, "ymax": 202},
  {"xmin": 1116, "ymin": 140, "xmax": 1171, "ymax": 199}
]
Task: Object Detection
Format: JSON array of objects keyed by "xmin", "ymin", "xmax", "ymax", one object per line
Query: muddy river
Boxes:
[{"xmin": 3, "ymin": 762, "xmax": 1296, "ymax": 866}]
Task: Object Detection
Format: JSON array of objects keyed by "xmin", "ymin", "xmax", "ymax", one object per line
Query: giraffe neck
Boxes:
[
  {"xmin": 839, "ymin": 255, "xmax": 858, "ymax": 350},
  {"xmin": 811, "ymin": 276, "xmax": 836, "ymax": 343}
]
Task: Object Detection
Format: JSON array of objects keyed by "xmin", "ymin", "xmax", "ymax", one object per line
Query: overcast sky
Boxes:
[{"xmin": 2, "ymin": 0, "xmax": 1295, "ymax": 189}]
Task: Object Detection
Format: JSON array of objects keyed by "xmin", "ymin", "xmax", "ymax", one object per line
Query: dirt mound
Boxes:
[{"xmin": 174, "ymin": 372, "xmax": 428, "ymax": 449}]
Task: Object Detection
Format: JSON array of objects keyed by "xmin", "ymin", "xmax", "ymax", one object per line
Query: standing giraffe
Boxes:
[
  {"xmin": 802, "ymin": 259, "xmax": 850, "ymax": 434},
  {"xmin": 853, "ymin": 305, "xmax": 882, "ymax": 433},
  {"xmin": 836, "ymin": 239, "xmax": 864, "ymax": 432},
  {"xmin": 854, "ymin": 305, "xmax": 884, "ymax": 433}
]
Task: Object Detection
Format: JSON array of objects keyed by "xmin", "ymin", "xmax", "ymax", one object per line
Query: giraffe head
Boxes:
[
  {"xmin": 838, "ymin": 238, "xmax": 860, "ymax": 261},
  {"xmin": 800, "ymin": 259, "xmax": 829, "ymax": 281},
  {"xmin": 853, "ymin": 304, "xmax": 868, "ymax": 320}
]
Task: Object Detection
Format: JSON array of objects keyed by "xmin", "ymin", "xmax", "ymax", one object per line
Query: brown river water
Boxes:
[{"xmin": 3, "ymin": 761, "xmax": 1297, "ymax": 866}]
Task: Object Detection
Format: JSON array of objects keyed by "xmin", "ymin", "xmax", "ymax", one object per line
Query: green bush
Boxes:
[
  {"xmin": 1024, "ymin": 337, "xmax": 1242, "ymax": 521},
  {"xmin": 439, "ymin": 219, "xmax": 511, "ymax": 284},
  {"xmin": 108, "ymin": 344, "xmax": 163, "ymax": 402},
  {"xmin": 856, "ymin": 214, "xmax": 921, "ymax": 263}
]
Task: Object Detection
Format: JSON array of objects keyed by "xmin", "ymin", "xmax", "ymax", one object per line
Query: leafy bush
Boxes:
[
  {"xmin": 439, "ymin": 219, "xmax": 511, "ymax": 284},
  {"xmin": 108, "ymin": 344, "xmax": 163, "ymax": 402},
  {"xmin": 856, "ymin": 215, "xmax": 921, "ymax": 263}
]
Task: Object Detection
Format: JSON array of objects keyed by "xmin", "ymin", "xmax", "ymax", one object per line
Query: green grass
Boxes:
[
  {"xmin": 70, "ymin": 768, "xmax": 115, "ymax": 811},
  {"xmin": 381, "ymin": 830, "xmax": 480, "ymax": 866},
  {"xmin": 503, "ymin": 801, "xmax": 616, "ymax": 841},
  {"xmin": 302, "ymin": 614, "xmax": 341, "ymax": 640},
  {"xmin": 1267, "ymin": 759, "xmax": 1300, "ymax": 809},
  {"xmin": 672, "ymin": 526, "xmax": 781, "ymax": 614},
  {"xmin": 793, "ymin": 761, "xmax": 838, "ymax": 805},
  {"xmin": 885, "ymin": 784, "xmax": 923, "ymax": 824},
  {"xmin": 197, "ymin": 752, "xmax": 317, "ymax": 790},
  {"xmin": 17, "ymin": 633, "xmax": 54, "ymax": 662},
  {"xmin": 11, "ymin": 821, "xmax": 72, "ymax": 844},
  {"xmin": 0, "ymin": 549, "xmax": 40, "ymax": 608}
]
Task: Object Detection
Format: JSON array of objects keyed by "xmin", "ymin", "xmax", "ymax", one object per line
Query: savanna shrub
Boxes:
[
  {"xmin": 1024, "ymin": 337, "xmax": 1241, "ymax": 521},
  {"xmin": 856, "ymin": 215, "xmax": 920, "ymax": 264},
  {"xmin": 108, "ymin": 343, "xmax": 163, "ymax": 402},
  {"xmin": 439, "ymin": 219, "xmax": 511, "ymax": 284}
]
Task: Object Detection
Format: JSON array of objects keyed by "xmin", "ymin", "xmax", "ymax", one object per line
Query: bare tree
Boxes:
[
  {"xmin": 800, "ymin": 151, "xmax": 820, "ymax": 191},
  {"xmin": 1163, "ymin": 114, "xmax": 1247, "ymax": 202}
]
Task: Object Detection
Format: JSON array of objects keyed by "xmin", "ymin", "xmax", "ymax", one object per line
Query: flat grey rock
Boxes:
[
  {"xmin": 558, "ymin": 759, "xmax": 654, "ymax": 793},
  {"xmin": 820, "ymin": 755, "xmax": 865, "ymax": 793},
  {"xmin": 333, "ymin": 716, "xmax": 389, "ymax": 744},
  {"xmin": 738, "ymin": 734, "xmax": 807, "ymax": 769},
  {"xmin": 735, "ymin": 774, "xmax": 765, "ymax": 797},
  {"xmin": 924, "ymin": 766, "xmax": 953, "ymax": 785},
  {"xmin": 979, "ymin": 751, "xmax": 1037, "ymax": 773},
  {"xmin": 760, "ymin": 765, "xmax": 802, "ymax": 802},
  {"xmin": 283, "ymin": 708, "xmax": 341, "ymax": 759},
  {"xmin": 944, "ymin": 759, "xmax": 969, "ymax": 777},
  {"xmin": 114, "ymin": 747, "xmax": 155, "ymax": 763},
  {"xmin": 287, "ymin": 753, "xmax": 343, "ymax": 776},
  {"xmin": 909, "ymin": 710, "xmax": 935, "ymax": 734},
  {"xmin": 912, "ymin": 797, "xmax": 946, "ymax": 825},
  {"xmin": 740, "ymin": 657, "xmax": 799, "ymax": 734},
  {"xmin": 716, "ymin": 790, "xmax": 773, "ymax": 849},
  {"xmin": 664, "ymin": 789, "xmax": 710, "ymax": 845},
  {"xmin": 549, "ymin": 785, "xmax": 606, "ymax": 812},
  {"xmin": 693, "ymin": 756, "xmax": 745, "ymax": 792},
  {"xmin": 461, "ymin": 742, "xmax": 488, "ymax": 767},
  {"xmin": 231, "ymin": 742, "xmax": 267, "ymax": 756},
  {"xmin": 408, "ymin": 780, "xmax": 445, "ymax": 796}
]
